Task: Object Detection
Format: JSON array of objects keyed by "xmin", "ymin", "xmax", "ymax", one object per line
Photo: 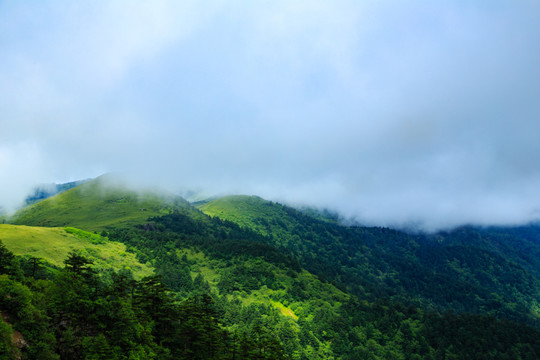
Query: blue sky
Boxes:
[{"xmin": 1, "ymin": 0, "xmax": 539, "ymax": 230}]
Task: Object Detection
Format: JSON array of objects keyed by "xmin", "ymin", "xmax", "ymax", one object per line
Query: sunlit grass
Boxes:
[
  {"xmin": 0, "ymin": 224, "xmax": 153, "ymax": 279},
  {"xmin": 11, "ymin": 176, "xmax": 190, "ymax": 232}
]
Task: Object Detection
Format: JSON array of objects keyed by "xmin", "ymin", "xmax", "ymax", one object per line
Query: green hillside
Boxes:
[
  {"xmin": 200, "ymin": 195, "xmax": 540, "ymax": 328},
  {"xmin": 10, "ymin": 175, "xmax": 191, "ymax": 232},
  {"xmin": 199, "ymin": 195, "xmax": 339, "ymax": 229},
  {"xmin": 24, "ymin": 179, "xmax": 88, "ymax": 206},
  {"xmin": 199, "ymin": 195, "xmax": 287, "ymax": 236},
  {"xmin": 0, "ymin": 224, "xmax": 153, "ymax": 278},
  {"xmin": 2, "ymin": 184, "xmax": 540, "ymax": 359},
  {"xmin": 106, "ymin": 209, "xmax": 540, "ymax": 359}
]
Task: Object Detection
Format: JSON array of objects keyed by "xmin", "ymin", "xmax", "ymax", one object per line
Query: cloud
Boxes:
[
  {"xmin": 0, "ymin": 143, "xmax": 48, "ymax": 211},
  {"xmin": 1, "ymin": 0, "xmax": 539, "ymax": 230}
]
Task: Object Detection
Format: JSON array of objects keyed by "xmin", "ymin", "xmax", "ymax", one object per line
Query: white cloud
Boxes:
[
  {"xmin": 1, "ymin": 0, "xmax": 539, "ymax": 230},
  {"xmin": 0, "ymin": 143, "xmax": 48, "ymax": 211}
]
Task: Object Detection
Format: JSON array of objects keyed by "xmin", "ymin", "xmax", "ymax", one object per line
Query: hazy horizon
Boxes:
[{"xmin": 1, "ymin": 1, "xmax": 539, "ymax": 231}]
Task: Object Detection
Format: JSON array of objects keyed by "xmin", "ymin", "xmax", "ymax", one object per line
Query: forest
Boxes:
[{"xmin": 1, "ymin": 179, "xmax": 540, "ymax": 359}]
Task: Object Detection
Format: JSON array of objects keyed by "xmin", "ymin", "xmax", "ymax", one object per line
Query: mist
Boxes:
[{"xmin": 1, "ymin": 1, "xmax": 539, "ymax": 231}]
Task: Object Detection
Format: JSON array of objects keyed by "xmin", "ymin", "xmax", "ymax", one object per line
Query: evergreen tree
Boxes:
[{"xmin": 0, "ymin": 241, "xmax": 15, "ymax": 275}]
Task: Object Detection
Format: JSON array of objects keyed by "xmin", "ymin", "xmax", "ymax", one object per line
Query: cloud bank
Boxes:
[{"xmin": 1, "ymin": 0, "xmax": 539, "ymax": 230}]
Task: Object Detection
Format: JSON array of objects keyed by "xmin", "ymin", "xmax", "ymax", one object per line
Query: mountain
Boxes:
[
  {"xmin": 1, "ymin": 179, "xmax": 540, "ymax": 359},
  {"xmin": 0, "ymin": 224, "xmax": 153, "ymax": 279},
  {"xmin": 24, "ymin": 180, "xmax": 89, "ymax": 206},
  {"xmin": 199, "ymin": 195, "xmax": 540, "ymax": 327},
  {"xmin": 10, "ymin": 174, "xmax": 192, "ymax": 232}
]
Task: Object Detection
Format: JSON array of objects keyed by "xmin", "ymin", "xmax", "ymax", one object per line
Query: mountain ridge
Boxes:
[
  {"xmin": 199, "ymin": 194, "xmax": 540, "ymax": 328},
  {"xmin": 10, "ymin": 175, "xmax": 192, "ymax": 232},
  {"xmin": 2, "ymin": 177, "xmax": 540, "ymax": 359}
]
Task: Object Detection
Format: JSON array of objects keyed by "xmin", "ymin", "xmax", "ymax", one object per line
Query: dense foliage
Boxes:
[
  {"xmin": 2, "ymin": 224, "xmax": 540, "ymax": 359},
  {"xmin": 200, "ymin": 196, "xmax": 540, "ymax": 328},
  {"xmin": 3, "ymin": 180, "xmax": 540, "ymax": 359},
  {"xmin": 0, "ymin": 243, "xmax": 294, "ymax": 359}
]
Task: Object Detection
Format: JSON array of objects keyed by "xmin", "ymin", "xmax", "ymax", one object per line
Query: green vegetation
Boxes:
[
  {"xmin": 200, "ymin": 195, "xmax": 540, "ymax": 328},
  {"xmin": 0, "ymin": 224, "xmax": 153, "ymax": 279},
  {"xmin": 24, "ymin": 180, "xmax": 87, "ymax": 206},
  {"xmin": 106, "ymin": 210, "xmax": 540, "ymax": 359},
  {"xmin": 64, "ymin": 227, "xmax": 105, "ymax": 244},
  {"xmin": 10, "ymin": 175, "xmax": 191, "ymax": 232},
  {"xmin": 1, "ymin": 180, "xmax": 540, "ymax": 359},
  {"xmin": 199, "ymin": 195, "xmax": 282, "ymax": 237}
]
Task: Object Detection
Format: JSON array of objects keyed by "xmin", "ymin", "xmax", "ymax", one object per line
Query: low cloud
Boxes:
[{"xmin": 1, "ymin": 1, "xmax": 539, "ymax": 230}]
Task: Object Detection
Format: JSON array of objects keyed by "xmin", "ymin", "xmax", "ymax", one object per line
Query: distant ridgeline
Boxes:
[
  {"xmin": 0, "ymin": 176, "xmax": 539, "ymax": 359},
  {"xmin": 24, "ymin": 179, "xmax": 89, "ymax": 205}
]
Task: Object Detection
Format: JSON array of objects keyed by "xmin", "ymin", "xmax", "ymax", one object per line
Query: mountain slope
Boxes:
[
  {"xmin": 2, "ymin": 185, "xmax": 540, "ymax": 359},
  {"xmin": 0, "ymin": 224, "xmax": 153, "ymax": 278},
  {"xmin": 199, "ymin": 195, "xmax": 540, "ymax": 328},
  {"xmin": 11, "ymin": 175, "xmax": 191, "ymax": 232},
  {"xmin": 107, "ymin": 210, "xmax": 540, "ymax": 359},
  {"xmin": 199, "ymin": 195, "xmax": 287, "ymax": 237},
  {"xmin": 24, "ymin": 179, "xmax": 88, "ymax": 206}
]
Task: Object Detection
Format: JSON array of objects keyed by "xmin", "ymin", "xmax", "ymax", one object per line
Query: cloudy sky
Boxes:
[{"xmin": 1, "ymin": 0, "xmax": 539, "ymax": 230}]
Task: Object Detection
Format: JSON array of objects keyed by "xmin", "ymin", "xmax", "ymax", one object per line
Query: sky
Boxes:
[{"xmin": 1, "ymin": 0, "xmax": 539, "ymax": 231}]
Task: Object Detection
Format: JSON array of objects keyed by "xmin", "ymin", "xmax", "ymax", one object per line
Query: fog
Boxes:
[{"xmin": 1, "ymin": 1, "xmax": 539, "ymax": 231}]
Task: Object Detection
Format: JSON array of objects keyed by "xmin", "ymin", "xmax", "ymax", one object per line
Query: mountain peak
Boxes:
[{"xmin": 11, "ymin": 176, "xmax": 190, "ymax": 232}]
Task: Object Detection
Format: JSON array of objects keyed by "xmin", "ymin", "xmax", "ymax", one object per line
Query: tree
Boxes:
[
  {"xmin": 177, "ymin": 293, "xmax": 228, "ymax": 359},
  {"xmin": 0, "ymin": 319, "xmax": 17, "ymax": 360},
  {"xmin": 63, "ymin": 251, "xmax": 95, "ymax": 278},
  {"xmin": 0, "ymin": 240, "xmax": 15, "ymax": 275}
]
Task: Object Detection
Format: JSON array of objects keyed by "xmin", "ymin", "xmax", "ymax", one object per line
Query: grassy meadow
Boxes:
[
  {"xmin": 0, "ymin": 224, "xmax": 153, "ymax": 278},
  {"xmin": 11, "ymin": 176, "xmax": 189, "ymax": 232}
]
